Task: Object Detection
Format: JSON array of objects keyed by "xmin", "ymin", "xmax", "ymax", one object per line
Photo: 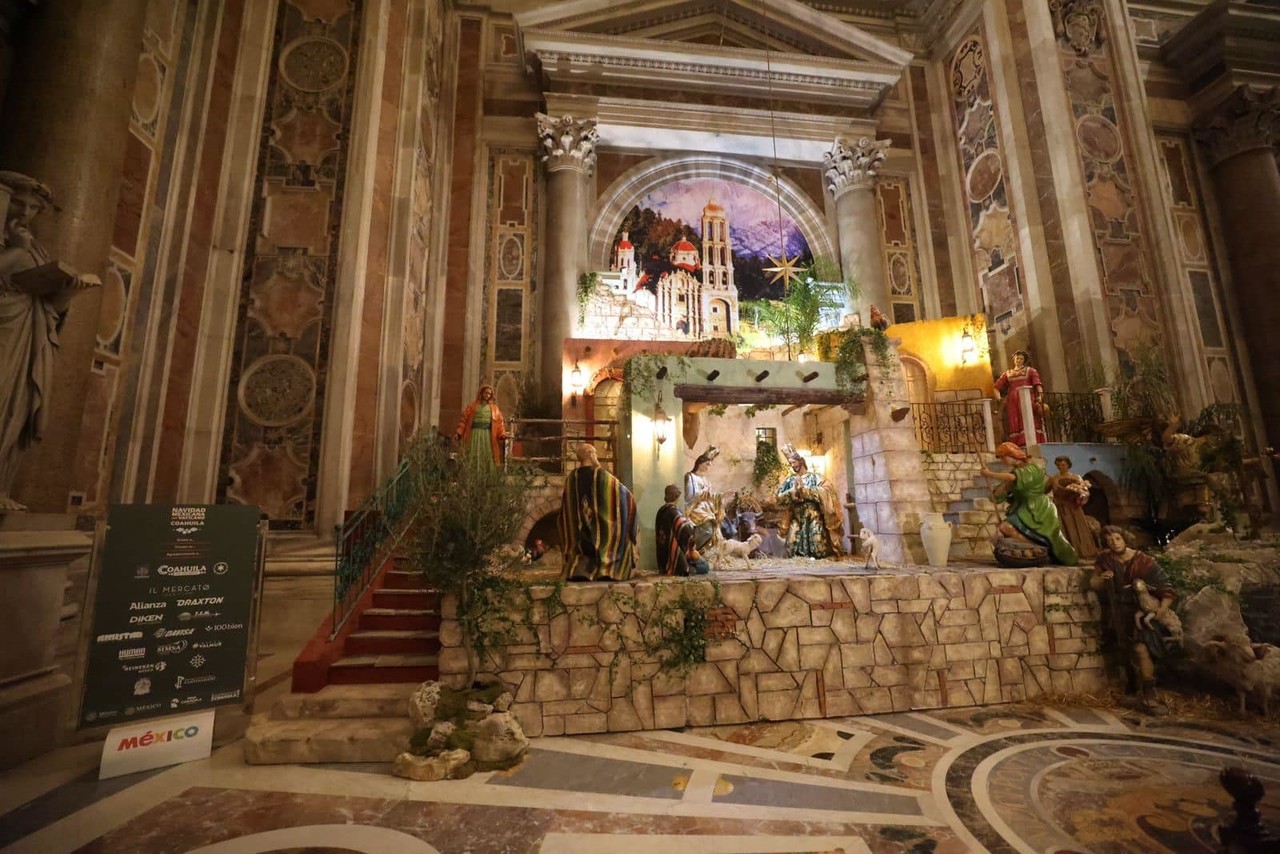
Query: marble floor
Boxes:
[{"xmin": 1, "ymin": 699, "xmax": 1277, "ymax": 853}]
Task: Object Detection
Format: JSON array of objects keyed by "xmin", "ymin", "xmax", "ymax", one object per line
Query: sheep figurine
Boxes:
[
  {"xmin": 1201, "ymin": 636, "xmax": 1280, "ymax": 715},
  {"xmin": 1132, "ymin": 578, "xmax": 1183, "ymax": 645},
  {"xmin": 858, "ymin": 528, "xmax": 881, "ymax": 570}
]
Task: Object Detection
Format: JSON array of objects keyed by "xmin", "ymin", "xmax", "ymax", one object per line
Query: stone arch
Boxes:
[
  {"xmin": 1083, "ymin": 469, "xmax": 1121, "ymax": 526},
  {"xmin": 518, "ymin": 480, "xmax": 564, "ymax": 546},
  {"xmin": 588, "ymin": 155, "xmax": 837, "ymax": 271}
]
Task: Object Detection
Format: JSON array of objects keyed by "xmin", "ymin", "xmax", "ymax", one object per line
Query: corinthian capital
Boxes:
[
  {"xmin": 1195, "ymin": 86, "xmax": 1280, "ymax": 168},
  {"xmin": 535, "ymin": 113, "xmax": 598, "ymax": 175},
  {"xmin": 823, "ymin": 137, "xmax": 890, "ymax": 199}
]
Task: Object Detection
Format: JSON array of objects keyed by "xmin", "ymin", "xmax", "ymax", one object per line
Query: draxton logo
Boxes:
[{"xmin": 176, "ymin": 597, "xmax": 223, "ymax": 607}]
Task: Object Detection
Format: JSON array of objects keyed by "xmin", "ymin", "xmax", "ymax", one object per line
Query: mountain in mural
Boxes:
[{"xmin": 616, "ymin": 203, "xmax": 811, "ymax": 302}]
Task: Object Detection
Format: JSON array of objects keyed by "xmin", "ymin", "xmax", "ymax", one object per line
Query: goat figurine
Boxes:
[
  {"xmin": 1132, "ymin": 578, "xmax": 1183, "ymax": 644},
  {"xmin": 859, "ymin": 528, "xmax": 881, "ymax": 570}
]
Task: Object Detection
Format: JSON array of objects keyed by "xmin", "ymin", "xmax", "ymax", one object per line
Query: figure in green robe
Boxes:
[{"xmin": 980, "ymin": 441, "xmax": 1078, "ymax": 566}]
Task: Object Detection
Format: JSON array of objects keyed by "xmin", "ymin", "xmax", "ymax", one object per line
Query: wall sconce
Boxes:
[
  {"xmin": 569, "ymin": 361, "xmax": 584, "ymax": 407},
  {"xmin": 959, "ymin": 329, "xmax": 977, "ymax": 365},
  {"xmin": 654, "ymin": 396, "xmax": 671, "ymax": 446}
]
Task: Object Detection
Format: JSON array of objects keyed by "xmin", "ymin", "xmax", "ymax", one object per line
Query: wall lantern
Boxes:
[
  {"xmin": 569, "ymin": 361, "xmax": 584, "ymax": 407},
  {"xmin": 654, "ymin": 396, "xmax": 671, "ymax": 446},
  {"xmin": 959, "ymin": 329, "xmax": 977, "ymax": 365}
]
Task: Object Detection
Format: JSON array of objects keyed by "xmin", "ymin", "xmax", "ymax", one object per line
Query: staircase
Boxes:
[
  {"xmin": 925, "ymin": 456, "xmax": 1007, "ymax": 561},
  {"xmin": 247, "ymin": 559, "xmax": 440, "ymax": 764},
  {"xmin": 329, "ymin": 564, "xmax": 441, "ymax": 684}
]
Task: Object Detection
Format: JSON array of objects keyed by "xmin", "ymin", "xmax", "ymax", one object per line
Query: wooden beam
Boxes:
[
  {"xmin": 673, "ymin": 384, "xmax": 862, "ymax": 406},
  {"xmin": 781, "ymin": 404, "xmax": 805, "ymax": 417}
]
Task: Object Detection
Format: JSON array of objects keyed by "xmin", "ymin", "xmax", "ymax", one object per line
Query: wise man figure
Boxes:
[
  {"xmin": 1089, "ymin": 525, "xmax": 1176, "ymax": 715},
  {"xmin": 558, "ymin": 443, "xmax": 637, "ymax": 582}
]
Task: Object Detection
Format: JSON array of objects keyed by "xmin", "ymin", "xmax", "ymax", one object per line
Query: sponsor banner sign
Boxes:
[
  {"xmin": 99, "ymin": 710, "xmax": 215, "ymax": 780},
  {"xmin": 80, "ymin": 505, "xmax": 260, "ymax": 728}
]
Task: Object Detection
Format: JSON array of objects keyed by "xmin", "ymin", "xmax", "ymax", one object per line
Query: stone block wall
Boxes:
[
  {"xmin": 922, "ymin": 452, "xmax": 999, "ymax": 560},
  {"xmin": 438, "ymin": 566, "xmax": 1107, "ymax": 737}
]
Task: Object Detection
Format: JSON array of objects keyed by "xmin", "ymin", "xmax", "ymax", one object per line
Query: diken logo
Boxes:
[
  {"xmin": 157, "ymin": 564, "xmax": 207, "ymax": 577},
  {"xmin": 118, "ymin": 647, "xmax": 146, "ymax": 660},
  {"xmin": 129, "ymin": 601, "xmax": 167, "ymax": 610},
  {"xmin": 191, "ymin": 640, "xmax": 222, "ymax": 650},
  {"xmin": 129, "ymin": 614, "xmax": 163, "ymax": 624},
  {"xmin": 117, "ymin": 724, "xmax": 201, "ymax": 752},
  {"xmin": 156, "ymin": 641, "xmax": 188, "ymax": 655},
  {"xmin": 97, "ymin": 631, "xmax": 143, "ymax": 642},
  {"xmin": 122, "ymin": 661, "xmax": 167, "ymax": 673},
  {"xmin": 155, "ymin": 628, "xmax": 195, "ymax": 639},
  {"xmin": 205, "ymin": 623, "xmax": 244, "ymax": 633},
  {"xmin": 176, "ymin": 597, "xmax": 223, "ymax": 607},
  {"xmin": 211, "ymin": 689, "xmax": 241, "ymax": 702}
]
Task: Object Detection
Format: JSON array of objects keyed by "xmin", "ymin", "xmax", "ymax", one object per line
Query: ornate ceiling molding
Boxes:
[
  {"xmin": 1162, "ymin": 0, "xmax": 1280, "ymax": 120},
  {"xmin": 1195, "ymin": 85, "xmax": 1280, "ymax": 167}
]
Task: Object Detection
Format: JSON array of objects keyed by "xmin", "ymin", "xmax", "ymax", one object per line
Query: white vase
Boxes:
[{"xmin": 920, "ymin": 513, "xmax": 953, "ymax": 568}]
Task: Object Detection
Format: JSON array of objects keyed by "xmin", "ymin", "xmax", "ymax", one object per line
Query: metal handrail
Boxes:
[
  {"xmin": 912, "ymin": 400, "xmax": 990, "ymax": 454},
  {"xmin": 1042, "ymin": 391, "xmax": 1104, "ymax": 444},
  {"xmin": 506, "ymin": 417, "xmax": 618, "ymax": 473},
  {"xmin": 330, "ymin": 438, "xmax": 423, "ymax": 638}
]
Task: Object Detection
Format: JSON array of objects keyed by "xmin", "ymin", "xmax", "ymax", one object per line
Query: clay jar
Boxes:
[{"xmin": 920, "ymin": 513, "xmax": 953, "ymax": 568}]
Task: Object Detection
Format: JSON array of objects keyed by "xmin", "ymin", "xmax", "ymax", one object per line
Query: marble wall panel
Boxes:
[
  {"xmin": 70, "ymin": 0, "xmax": 194, "ymax": 511},
  {"xmin": 875, "ymin": 177, "xmax": 924, "ymax": 325},
  {"xmin": 152, "ymin": 0, "xmax": 246, "ymax": 504},
  {"xmin": 1050, "ymin": 0, "xmax": 1163, "ymax": 366},
  {"xmin": 216, "ymin": 0, "xmax": 364, "ymax": 528},
  {"xmin": 441, "ymin": 17, "xmax": 483, "ymax": 427},
  {"xmin": 947, "ymin": 31, "xmax": 1028, "ymax": 337},
  {"xmin": 484, "ymin": 152, "xmax": 536, "ymax": 385},
  {"xmin": 1154, "ymin": 133, "xmax": 1239, "ymax": 404},
  {"xmin": 908, "ymin": 65, "xmax": 957, "ymax": 316}
]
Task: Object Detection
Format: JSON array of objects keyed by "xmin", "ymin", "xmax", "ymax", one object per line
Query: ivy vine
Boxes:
[
  {"xmin": 576, "ymin": 271, "xmax": 601, "ymax": 323},
  {"xmin": 753, "ymin": 439, "xmax": 788, "ymax": 489}
]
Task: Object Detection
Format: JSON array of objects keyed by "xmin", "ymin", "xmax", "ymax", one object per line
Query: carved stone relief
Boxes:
[
  {"xmin": 822, "ymin": 137, "xmax": 890, "ymax": 198},
  {"xmin": 1195, "ymin": 86, "xmax": 1280, "ymax": 168},
  {"xmin": 535, "ymin": 114, "xmax": 598, "ymax": 175}
]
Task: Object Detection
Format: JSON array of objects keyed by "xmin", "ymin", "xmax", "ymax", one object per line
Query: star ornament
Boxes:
[{"xmin": 764, "ymin": 251, "xmax": 801, "ymax": 287}]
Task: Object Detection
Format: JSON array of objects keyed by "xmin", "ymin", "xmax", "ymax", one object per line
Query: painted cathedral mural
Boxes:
[{"xmin": 585, "ymin": 178, "xmax": 812, "ymax": 341}]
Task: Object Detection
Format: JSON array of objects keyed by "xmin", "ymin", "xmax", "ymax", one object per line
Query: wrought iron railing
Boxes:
[
  {"xmin": 1042, "ymin": 392, "xmax": 1104, "ymax": 444},
  {"xmin": 912, "ymin": 401, "xmax": 991, "ymax": 454},
  {"xmin": 330, "ymin": 440, "xmax": 421, "ymax": 638}
]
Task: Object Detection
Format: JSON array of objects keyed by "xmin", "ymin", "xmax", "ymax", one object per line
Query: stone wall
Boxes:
[
  {"xmin": 921, "ymin": 452, "xmax": 999, "ymax": 561},
  {"xmin": 438, "ymin": 566, "xmax": 1107, "ymax": 737}
]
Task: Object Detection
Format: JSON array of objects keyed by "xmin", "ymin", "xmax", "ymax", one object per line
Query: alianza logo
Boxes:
[
  {"xmin": 129, "ymin": 601, "xmax": 167, "ymax": 610},
  {"xmin": 117, "ymin": 724, "xmax": 201, "ymax": 751}
]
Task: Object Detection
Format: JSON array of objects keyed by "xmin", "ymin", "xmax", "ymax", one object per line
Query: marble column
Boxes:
[
  {"xmin": 823, "ymin": 137, "xmax": 890, "ymax": 322},
  {"xmin": 536, "ymin": 113, "xmax": 597, "ymax": 412},
  {"xmin": 0, "ymin": 0, "xmax": 146, "ymax": 510},
  {"xmin": 1196, "ymin": 86, "xmax": 1280, "ymax": 449}
]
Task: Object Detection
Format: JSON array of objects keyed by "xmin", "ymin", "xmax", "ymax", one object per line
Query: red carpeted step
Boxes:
[
  {"xmin": 357, "ymin": 607, "xmax": 440, "ymax": 632},
  {"xmin": 381, "ymin": 569, "xmax": 422, "ymax": 590},
  {"xmin": 344, "ymin": 629, "xmax": 439, "ymax": 656},
  {"xmin": 371, "ymin": 588, "xmax": 435, "ymax": 610},
  {"xmin": 327, "ymin": 654, "xmax": 439, "ymax": 685}
]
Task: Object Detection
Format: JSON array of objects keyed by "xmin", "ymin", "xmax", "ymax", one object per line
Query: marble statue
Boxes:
[
  {"xmin": 992, "ymin": 349, "xmax": 1046, "ymax": 447},
  {"xmin": 776, "ymin": 445, "xmax": 844, "ymax": 559},
  {"xmin": 0, "ymin": 172, "xmax": 99, "ymax": 511}
]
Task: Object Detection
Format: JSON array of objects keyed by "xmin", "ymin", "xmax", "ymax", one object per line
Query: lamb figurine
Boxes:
[
  {"xmin": 715, "ymin": 533, "xmax": 764, "ymax": 570},
  {"xmin": 1132, "ymin": 578, "xmax": 1183, "ymax": 645},
  {"xmin": 858, "ymin": 528, "xmax": 881, "ymax": 570},
  {"xmin": 1201, "ymin": 636, "xmax": 1280, "ymax": 715}
]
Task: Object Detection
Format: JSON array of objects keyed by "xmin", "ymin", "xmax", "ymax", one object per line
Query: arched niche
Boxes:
[{"xmin": 588, "ymin": 155, "xmax": 837, "ymax": 272}]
